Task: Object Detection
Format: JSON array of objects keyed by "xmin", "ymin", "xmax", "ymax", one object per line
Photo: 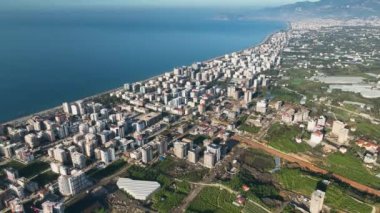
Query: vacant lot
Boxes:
[
  {"xmin": 321, "ymin": 152, "xmax": 380, "ymax": 189},
  {"xmin": 31, "ymin": 171, "xmax": 59, "ymax": 186},
  {"xmin": 1, "ymin": 160, "xmax": 50, "ymax": 178},
  {"xmin": 86, "ymin": 159, "xmax": 127, "ymax": 181},
  {"xmin": 240, "ymin": 149, "xmax": 275, "ymax": 172},
  {"xmin": 186, "ymin": 187, "xmax": 241, "ymax": 213},
  {"xmin": 242, "ymin": 200, "xmax": 269, "ymax": 213},
  {"xmin": 239, "ymin": 124, "xmax": 261, "ymax": 134},
  {"xmin": 276, "ymin": 168, "xmax": 373, "ymax": 213},
  {"xmin": 266, "ymin": 123, "xmax": 311, "ymax": 153}
]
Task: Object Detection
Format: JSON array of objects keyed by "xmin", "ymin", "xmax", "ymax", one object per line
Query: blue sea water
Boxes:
[{"xmin": 0, "ymin": 8, "xmax": 285, "ymax": 122}]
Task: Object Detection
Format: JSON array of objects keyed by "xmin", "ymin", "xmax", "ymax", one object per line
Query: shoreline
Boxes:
[{"xmin": 1, "ymin": 28, "xmax": 284, "ymax": 126}]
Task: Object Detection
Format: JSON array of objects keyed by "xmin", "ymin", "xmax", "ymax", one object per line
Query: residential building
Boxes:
[
  {"xmin": 204, "ymin": 151, "xmax": 216, "ymax": 168},
  {"xmin": 41, "ymin": 201, "xmax": 65, "ymax": 213},
  {"xmin": 141, "ymin": 145, "xmax": 153, "ymax": 164},
  {"xmin": 71, "ymin": 152, "xmax": 86, "ymax": 169},
  {"xmin": 310, "ymin": 190, "xmax": 325, "ymax": 213},
  {"xmin": 58, "ymin": 170, "xmax": 88, "ymax": 196},
  {"xmin": 174, "ymin": 142, "xmax": 187, "ymax": 159},
  {"xmin": 207, "ymin": 144, "xmax": 221, "ymax": 162}
]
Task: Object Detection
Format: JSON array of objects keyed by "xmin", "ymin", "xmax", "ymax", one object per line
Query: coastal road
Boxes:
[{"xmin": 232, "ymin": 135, "xmax": 380, "ymax": 197}]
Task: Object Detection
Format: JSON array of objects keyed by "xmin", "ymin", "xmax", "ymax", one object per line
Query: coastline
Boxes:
[{"xmin": 1, "ymin": 28, "xmax": 284, "ymax": 126}]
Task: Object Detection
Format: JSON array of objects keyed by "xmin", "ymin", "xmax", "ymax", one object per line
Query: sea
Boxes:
[{"xmin": 0, "ymin": 8, "xmax": 286, "ymax": 122}]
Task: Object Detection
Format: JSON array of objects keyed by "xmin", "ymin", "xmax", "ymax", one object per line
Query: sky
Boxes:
[{"xmin": 0, "ymin": 0, "xmax": 308, "ymax": 10}]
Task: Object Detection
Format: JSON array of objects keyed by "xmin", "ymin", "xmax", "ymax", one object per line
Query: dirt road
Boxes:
[{"xmin": 232, "ymin": 135, "xmax": 380, "ymax": 197}]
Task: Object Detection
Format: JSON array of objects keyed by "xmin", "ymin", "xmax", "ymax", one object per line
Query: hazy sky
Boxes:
[{"xmin": 1, "ymin": 0, "xmax": 309, "ymax": 10}]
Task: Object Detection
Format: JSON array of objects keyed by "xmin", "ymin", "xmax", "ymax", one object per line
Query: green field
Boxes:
[
  {"xmin": 152, "ymin": 180, "xmax": 190, "ymax": 213},
  {"xmin": 276, "ymin": 168, "xmax": 373, "ymax": 213},
  {"xmin": 31, "ymin": 171, "xmax": 59, "ymax": 186},
  {"xmin": 191, "ymin": 135, "xmax": 210, "ymax": 146},
  {"xmin": 321, "ymin": 152, "xmax": 380, "ymax": 189},
  {"xmin": 239, "ymin": 124, "xmax": 261, "ymax": 134},
  {"xmin": 155, "ymin": 157, "xmax": 208, "ymax": 182},
  {"xmin": 86, "ymin": 159, "xmax": 127, "ymax": 181},
  {"xmin": 125, "ymin": 157, "xmax": 207, "ymax": 182},
  {"xmin": 354, "ymin": 119, "xmax": 380, "ymax": 140},
  {"xmin": 1, "ymin": 160, "xmax": 50, "ymax": 178},
  {"xmin": 124, "ymin": 165, "xmax": 159, "ymax": 181},
  {"xmin": 242, "ymin": 200, "xmax": 269, "ymax": 213},
  {"xmin": 328, "ymin": 107, "xmax": 353, "ymax": 122},
  {"xmin": 186, "ymin": 187, "xmax": 241, "ymax": 213},
  {"xmin": 270, "ymin": 87, "xmax": 303, "ymax": 104},
  {"xmin": 266, "ymin": 123, "xmax": 311, "ymax": 153},
  {"xmin": 223, "ymin": 168, "xmax": 279, "ymax": 207},
  {"xmin": 276, "ymin": 169, "xmax": 319, "ymax": 196},
  {"xmin": 326, "ymin": 185, "xmax": 373, "ymax": 213},
  {"xmin": 240, "ymin": 149, "xmax": 275, "ymax": 172},
  {"xmin": 0, "ymin": 160, "xmax": 25, "ymax": 170}
]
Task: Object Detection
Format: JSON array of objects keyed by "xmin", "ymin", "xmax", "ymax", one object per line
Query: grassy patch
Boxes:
[
  {"xmin": 239, "ymin": 124, "xmax": 261, "ymax": 134},
  {"xmin": 289, "ymin": 80, "xmax": 326, "ymax": 99},
  {"xmin": 276, "ymin": 168, "xmax": 373, "ymax": 213},
  {"xmin": 240, "ymin": 149, "xmax": 275, "ymax": 172},
  {"xmin": 31, "ymin": 171, "xmax": 59, "ymax": 186},
  {"xmin": 0, "ymin": 160, "xmax": 25, "ymax": 171},
  {"xmin": 124, "ymin": 165, "xmax": 159, "ymax": 181},
  {"xmin": 157, "ymin": 157, "xmax": 208, "ymax": 182},
  {"xmin": 276, "ymin": 169, "xmax": 319, "ymax": 196},
  {"xmin": 1, "ymin": 160, "xmax": 50, "ymax": 178},
  {"xmin": 191, "ymin": 135, "xmax": 210, "ymax": 146},
  {"xmin": 270, "ymin": 87, "xmax": 302, "ymax": 104},
  {"xmin": 224, "ymin": 168, "xmax": 280, "ymax": 206},
  {"xmin": 87, "ymin": 159, "xmax": 127, "ymax": 181},
  {"xmin": 186, "ymin": 187, "xmax": 241, "ymax": 213},
  {"xmin": 152, "ymin": 181, "xmax": 191, "ymax": 213},
  {"xmin": 19, "ymin": 161, "xmax": 50, "ymax": 178},
  {"xmin": 354, "ymin": 119, "xmax": 380, "ymax": 140},
  {"xmin": 242, "ymin": 200, "xmax": 269, "ymax": 213},
  {"xmin": 266, "ymin": 123, "xmax": 311, "ymax": 153},
  {"xmin": 328, "ymin": 107, "xmax": 352, "ymax": 122},
  {"xmin": 321, "ymin": 152, "xmax": 380, "ymax": 189},
  {"xmin": 327, "ymin": 185, "xmax": 373, "ymax": 213}
]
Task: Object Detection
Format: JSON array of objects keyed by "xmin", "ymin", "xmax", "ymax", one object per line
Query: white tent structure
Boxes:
[{"xmin": 116, "ymin": 178, "xmax": 160, "ymax": 200}]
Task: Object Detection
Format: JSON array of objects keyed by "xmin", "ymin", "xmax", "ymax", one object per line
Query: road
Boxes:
[
  {"xmin": 27, "ymin": 168, "xmax": 51, "ymax": 181},
  {"xmin": 325, "ymin": 103, "xmax": 377, "ymax": 121},
  {"xmin": 173, "ymin": 184, "xmax": 205, "ymax": 213},
  {"xmin": 232, "ymin": 135, "xmax": 380, "ymax": 197},
  {"xmin": 175, "ymin": 180, "xmax": 271, "ymax": 213}
]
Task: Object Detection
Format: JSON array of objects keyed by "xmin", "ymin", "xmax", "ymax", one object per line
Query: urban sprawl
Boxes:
[{"xmin": 1, "ymin": 18, "xmax": 380, "ymax": 213}]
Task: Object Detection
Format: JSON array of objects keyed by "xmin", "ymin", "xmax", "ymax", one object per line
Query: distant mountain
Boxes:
[
  {"xmin": 239, "ymin": 0, "xmax": 380, "ymax": 20},
  {"xmin": 270, "ymin": 0, "xmax": 380, "ymax": 19}
]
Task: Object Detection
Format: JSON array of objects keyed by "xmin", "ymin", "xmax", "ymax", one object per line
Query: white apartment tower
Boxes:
[
  {"xmin": 141, "ymin": 145, "xmax": 153, "ymax": 164},
  {"xmin": 173, "ymin": 142, "xmax": 187, "ymax": 159},
  {"xmin": 310, "ymin": 190, "xmax": 325, "ymax": 213}
]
